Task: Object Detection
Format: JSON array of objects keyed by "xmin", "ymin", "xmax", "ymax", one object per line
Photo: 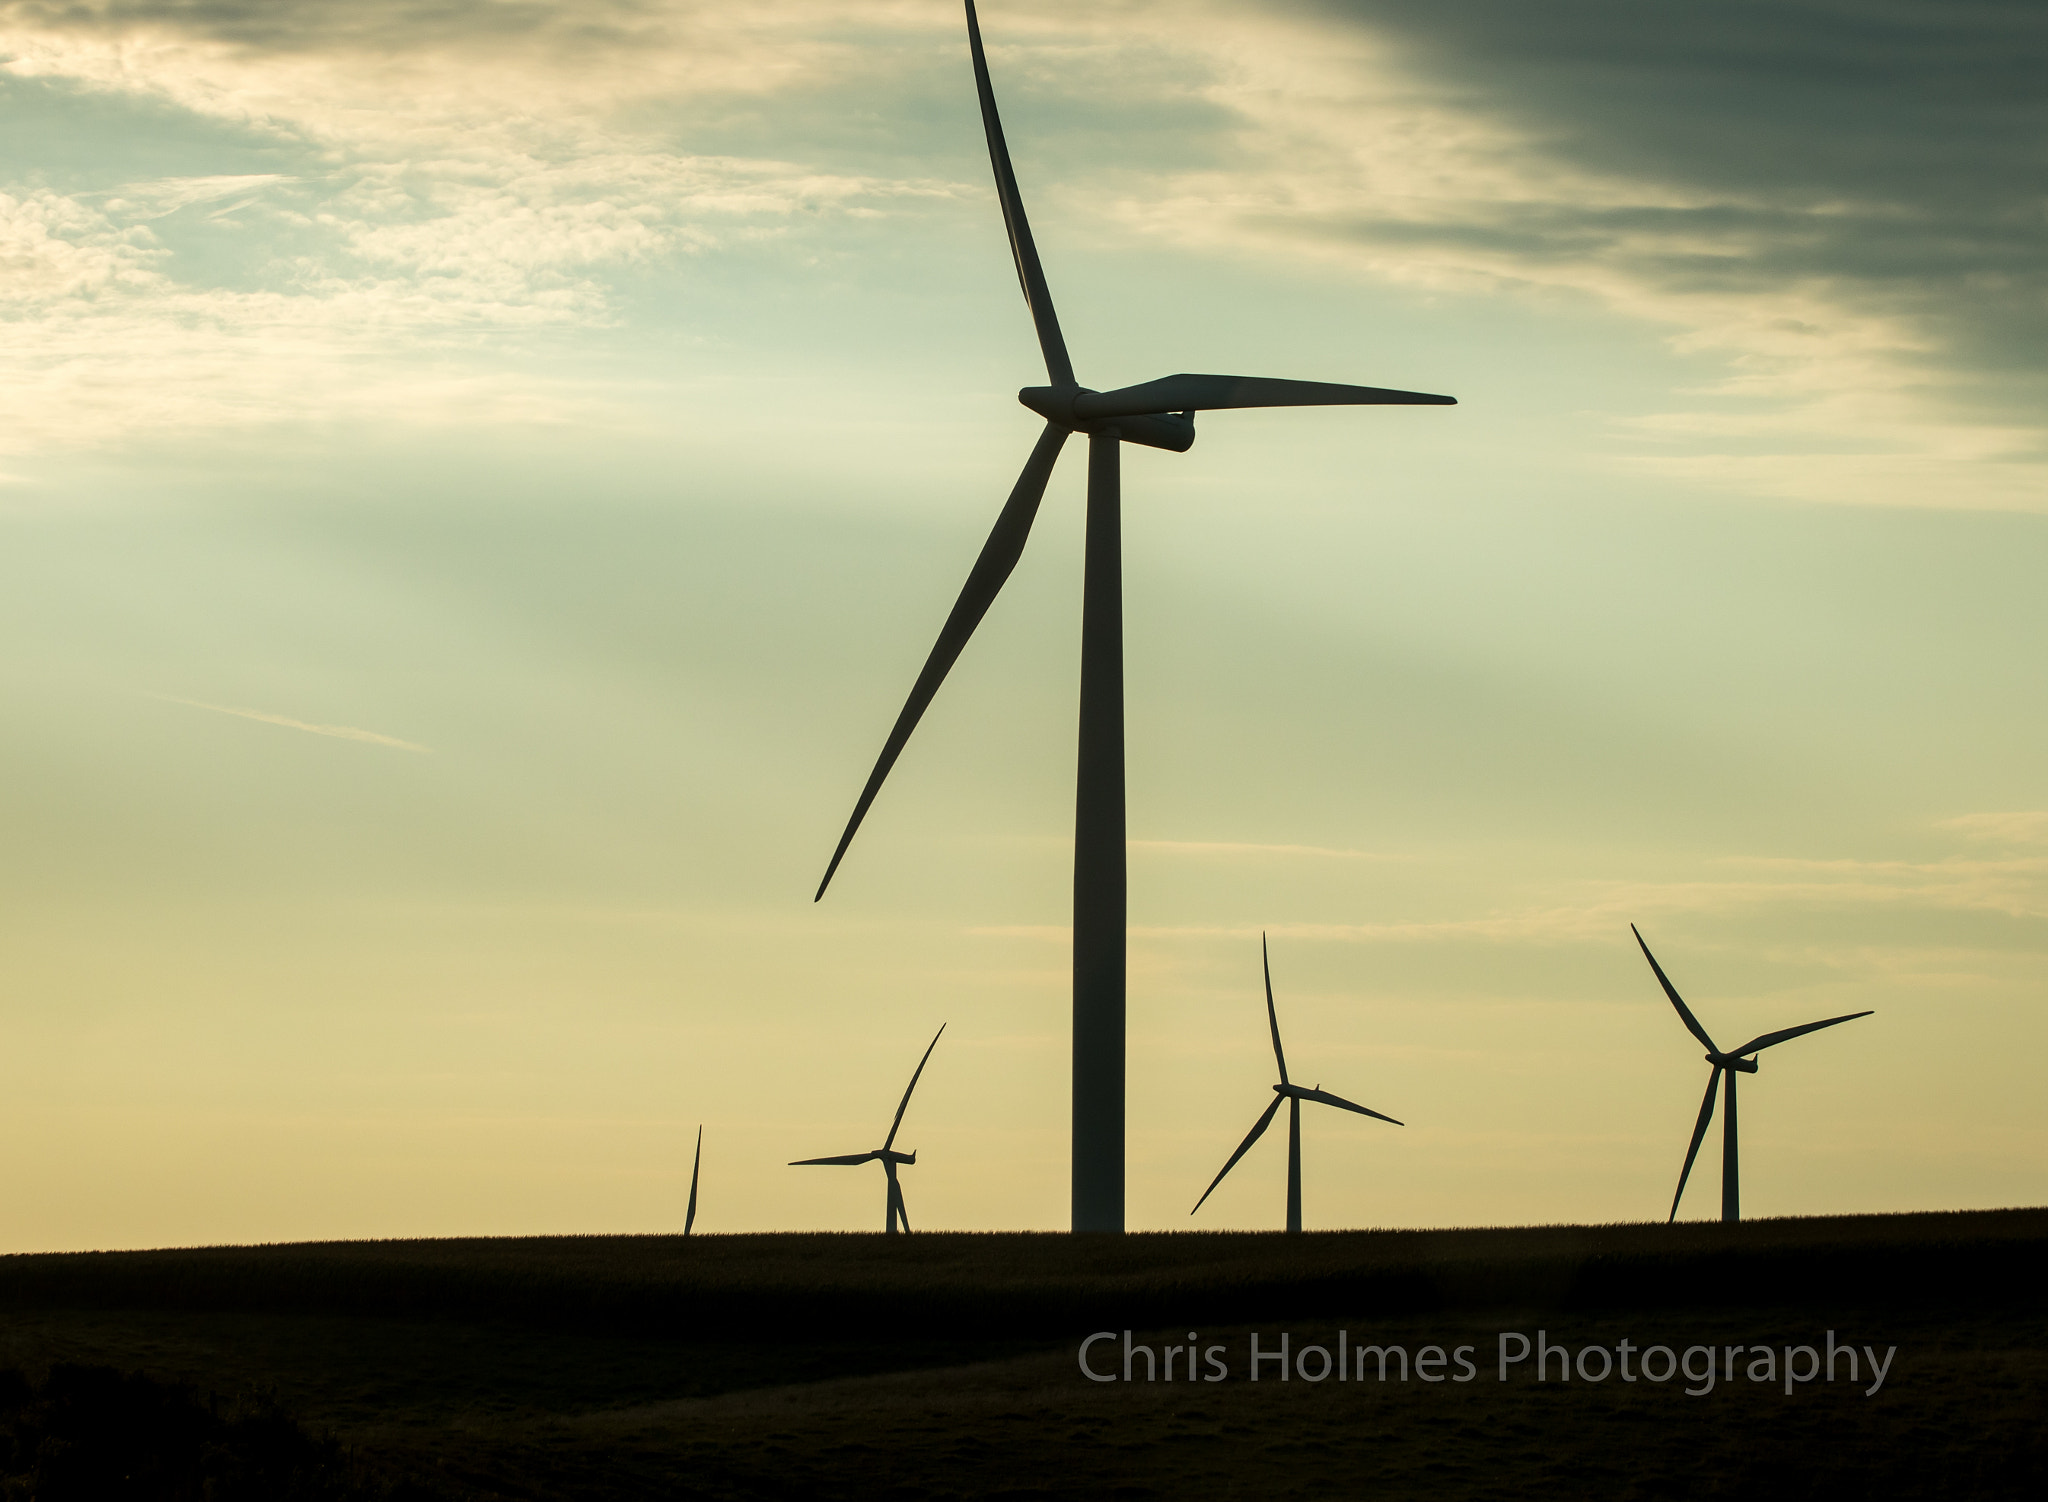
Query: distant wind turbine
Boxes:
[
  {"xmin": 789, "ymin": 1025, "xmax": 946, "ymax": 1234},
  {"xmin": 812, "ymin": 0, "xmax": 1454, "ymax": 1234},
  {"xmin": 1633, "ymin": 925, "xmax": 1872, "ymax": 1223},
  {"xmin": 685, "ymin": 1125, "xmax": 701, "ymax": 1236},
  {"xmin": 1191, "ymin": 936, "xmax": 1402, "ymax": 1233}
]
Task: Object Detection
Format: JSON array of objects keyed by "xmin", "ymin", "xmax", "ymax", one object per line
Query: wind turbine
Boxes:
[
  {"xmin": 789, "ymin": 1025, "xmax": 946, "ymax": 1234},
  {"xmin": 1191, "ymin": 935, "xmax": 1402, "ymax": 1232},
  {"xmin": 813, "ymin": 1, "xmax": 1454, "ymax": 1233},
  {"xmin": 685, "ymin": 1124, "xmax": 701, "ymax": 1235},
  {"xmin": 1633, "ymin": 925, "xmax": 1872, "ymax": 1223}
]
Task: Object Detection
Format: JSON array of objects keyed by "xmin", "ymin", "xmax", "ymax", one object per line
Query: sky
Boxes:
[{"xmin": 2, "ymin": 0, "xmax": 2044, "ymax": 1249}]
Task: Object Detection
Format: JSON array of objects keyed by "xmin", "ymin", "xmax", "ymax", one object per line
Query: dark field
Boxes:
[{"xmin": 3, "ymin": 1210, "xmax": 2045, "ymax": 1498}]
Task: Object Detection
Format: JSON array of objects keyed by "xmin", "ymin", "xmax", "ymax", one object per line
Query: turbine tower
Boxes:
[
  {"xmin": 813, "ymin": 0, "xmax": 1454, "ymax": 1233},
  {"xmin": 1633, "ymin": 925, "xmax": 1872, "ymax": 1223},
  {"xmin": 789, "ymin": 1025, "xmax": 946, "ymax": 1234},
  {"xmin": 1190, "ymin": 935, "xmax": 1402, "ymax": 1233},
  {"xmin": 684, "ymin": 1124, "xmax": 702, "ymax": 1236}
]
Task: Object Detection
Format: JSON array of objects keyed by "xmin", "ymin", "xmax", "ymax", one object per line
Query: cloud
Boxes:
[
  {"xmin": 973, "ymin": 848, "xmax": 2048, "ymax": 948},
  {"xmin": 1939, "ymin": 811, "xmax": 2048, "ymax": 846},
  {"xmin": 99, "ymin": 173, "xmax": 295, "ymax": 218},
  {"xmin": 0, "ymin": 188, "xmax": 163, "ymax": 301},
  {"xmin": 3, "ymin": 0, "xmax": 2042, "ymax": 508},
  {"xmin": 0, "ymin": 1, "xmax": 961, "ymax": 450},
  {"xmin": 1147, "ymin": 0, "xmax": 2048, "ymax": 508},
  {"xmin": 147, "ymin": 693, "xmax": 431, "ymax": 751}
]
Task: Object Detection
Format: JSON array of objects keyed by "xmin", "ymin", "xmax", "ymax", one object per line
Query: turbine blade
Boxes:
[
  {"xmin": 1190, "ymin": 1096, "xmax": 1285, "ymax": 1216},
  {"xmin": 814, "ymin": 424, "xmax": 1069, "ymax": 900},
  {"xmin": 1298, "ymin": 1086, "xmax": 1403, "ymax": 1126},
  {"xmin": 1668, "ymin": 1067, "xmax": 1721, "ymax": 1223},
  {"xmin": 685, "ymin": 1124, "xmax": 701, "ymax": 1235},
  {"xmin": 891, "ymin": 1176, "xmax": 912, "ymax": 1235},
  {"xmin": 789, "ymin": 1153, "xmax": 875, "ymax": 1166},
  {"xmin": 965, "ymin": 0, "xmax": 1073, "ymax": 384},
  {"xmin": 1730, "ymin": 1010, "xmax": 1874, "ymax": 1058},
  {"xmin": 884, "ymin": 1023, "xmax": 947, "ymax": 1151},
  {"xmin": 1262, "ymin": 932, "xmax": 1289, "ymax": 1086},
  {"xmin": 1072, "ymin": 374, "xmax": 1455, "ymax": 420},
  {"xmin": 1632, "ymin": 925, "xmax": 1720, "ymax": 1053}
]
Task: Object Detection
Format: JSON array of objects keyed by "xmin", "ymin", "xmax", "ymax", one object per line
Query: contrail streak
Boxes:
[{"xmin": 148, "ymin": 693, "xmax": 430, "ymax": 753}]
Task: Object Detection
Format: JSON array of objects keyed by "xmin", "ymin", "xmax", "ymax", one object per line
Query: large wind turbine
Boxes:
[
  {"xmin": 813, "ymin": 1, "xmax": 1454, "ymax": 1233},
  {"xmin": 789, "ymin": 1025, "xmax": 946, "ymax": 1234},
  {"xmin": 1191, "ymin": 935, "xmax": 1402, "ymax": 1233},
  {"xmin": 1633, "ymin": 925, "xmax": 1872, "ymax": 1223}
]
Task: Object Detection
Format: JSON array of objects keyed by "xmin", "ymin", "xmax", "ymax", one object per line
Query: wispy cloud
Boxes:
[
  {"xmin": 0, "ymin": 2, "xmax": 960, "ymax": 451},
  {"xmin": 1938, "ymin": 811, "xmax": 2048, "ymax": 846},
  {"xmin": 972, "ymin": 847, "xmax": 2048, "ymax": 948},
  {"xmin": 98, "ymin": 174, "xmax": 297, "ymax": 218},
  {"xmin": 147, "ymin": 694, "xmax": 430, "ymax": 753}
]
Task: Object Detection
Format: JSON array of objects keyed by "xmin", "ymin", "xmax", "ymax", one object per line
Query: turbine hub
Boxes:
[{"xmin": 1018, "ymin": 382, "xmax": 1086, "ymax": 424}]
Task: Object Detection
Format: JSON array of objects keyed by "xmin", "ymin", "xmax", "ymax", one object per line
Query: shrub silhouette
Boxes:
[{"xmin": 0, "ymin": 1364, "xmax": 396, "ymax": 1500}]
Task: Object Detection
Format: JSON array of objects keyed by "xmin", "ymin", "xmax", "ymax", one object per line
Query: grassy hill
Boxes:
[{"xmin": 3, "ymin": 1209, "xmax": 2044, "ymax": 1498}]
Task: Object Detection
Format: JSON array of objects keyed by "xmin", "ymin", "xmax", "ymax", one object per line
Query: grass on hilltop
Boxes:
[
  {"xmin": 2, "ymin": 1209, "xmax": 2044, "ymax": 1499},
  {"xmin": 6, "ymin": 1207, "xmax": 2044, "ymax": 1339}
]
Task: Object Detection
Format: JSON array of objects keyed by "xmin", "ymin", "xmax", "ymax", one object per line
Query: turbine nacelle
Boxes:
[
  {"xmin": 1706, "ymin": 1053, "xmax": 1761, "ymax": 1073},
  {"xmin": 1017, "ymin": 384, "xmax": 1195, "ymax": 452}
]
